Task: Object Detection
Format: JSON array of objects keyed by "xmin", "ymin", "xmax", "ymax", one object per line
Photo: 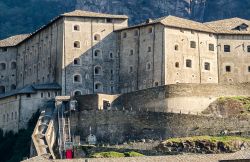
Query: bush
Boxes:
[
  {"xmin": 91, "ymin": 151, "xmax": 125, "ymax": 158},
  {"xmin": 124, "ymin": 151, "xmax": 144, "ymax": 157}
]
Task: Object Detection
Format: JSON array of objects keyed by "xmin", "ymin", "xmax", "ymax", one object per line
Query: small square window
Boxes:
[
  {"xmin": 26, "ymin": 94, "xmax": 31, "ymax": 98},
  {"xmin": 130, "ymin": 49, "xmax": 134, "ymax": 56},
  {"xmin": 204, "ymin": 62, "xmax": 210, "ymax": 71},
  {"xmin": 148, "ymin": 27, "xmax": 153, "ymax": 33},
  {"xmin": 186, "ymin": 59, "xmax": 192, "ymax": 68},
  {"xmin": 1, "ymin": 48, "xmax": 7, "ymax": 52},
  {"xmin": 123, "ymin": 32, "xmax": 127, "ymax": 38},
  {"xmin": 226, "ymin": 66, "xmax": 231, "ymax": 72},
  {"xmin": 190, "ymin": 41, "xmax": 196, "ymax": 48},
  {"xmin": 209, "ymin": 44, "xmax": 214, "ymax": 51},
  {"xmin": 247, "ymin": 46, "xmax": 250, "ymax": 52},
  {"xmin": 148, "ymin": 46, "xmax": 152, "ymax": 52},
  {"xmin": 106, "ymin": 18, "xmax": 112, "ymax": 23},
  {"xmin": 129, "ymin": 66, "xmax": 133, "ymax": 73},
  {"xmin": 224, "ymin": 45, "xmax": 231, "ymax": 52}
]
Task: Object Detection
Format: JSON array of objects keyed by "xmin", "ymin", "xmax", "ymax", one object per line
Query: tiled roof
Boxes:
[
  {"xmin": 156, "ymin": 15, "xmax": 215, "ymax": 33},
  {"xmin": 205, "ymin": 17, "xmax": 250, "ymax": 34},
  {"xmin": 0, "ymin": 83, "xmax": 61, "ymax": 99},
  {"xmin": 62, "ymin": 10, "xmax": 128, "ymax": 19},
  {"xmin": 0, "ymin": 34, "xmax": 30, "ymax": 47},
  {"xmin": 116, "ymin": 15, "xmax": 215, "ymax": 33},
  {"xmin": 32, "ymin": 83, "xmax": 61, "ymax": 90}
]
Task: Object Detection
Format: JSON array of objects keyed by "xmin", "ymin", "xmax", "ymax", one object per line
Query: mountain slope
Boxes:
[{"xmin": 1, "ymin": 0, "xmax": 250, "ymax": 39}]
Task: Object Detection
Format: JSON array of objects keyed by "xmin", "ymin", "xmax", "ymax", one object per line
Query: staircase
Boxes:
[{"xmin": 31, "ymin": 105, "xmax": 57, "ymax": 159}]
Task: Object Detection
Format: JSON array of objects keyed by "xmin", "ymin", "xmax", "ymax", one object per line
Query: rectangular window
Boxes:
[
  {"xmin": 248, "ymin": 66, "xmax": 250, "ymax": 72},
  {"xmin": 129, "ymin": 66, "xmax": 133, "ymax": 73},
  {"xmin": 186, "ymin": 59, "xmax": 192, "ymax": 68},
  {"xmin": 226, "ymin": 66, "xmax": 231, "ymax": 72},
  {"xmin": 204, "ymin": 62, "xmax": 210, "ymax": 71},
  {"xmin": 2, "ymin": 48, "xmax": 7, "ymax": 52},
  {"xmin": 247, "ymin": 46, "xmax": 250, "ymax": 52},
  {"xmin": 224, "ymin": 45, "xmax": 231, "ymax": 52},
  {"xmin": 209, "ymin": 44, "xmax": 214, "ymax": 51},
  {"xmin": 106, "ymin": 18, "xmax": 112, "ymax": 23},
  {"xmin": 148, "ymin": 46, "xmax": 152, "ymax": 52},
  {"xmin": 190, "ymin": 41, "xmax": 196, "ymax": 48}
]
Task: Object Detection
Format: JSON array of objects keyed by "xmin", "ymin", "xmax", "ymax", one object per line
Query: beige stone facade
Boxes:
[{"xmin": 1, "ymin": 10, "xmax": 250, "ymax": 132}]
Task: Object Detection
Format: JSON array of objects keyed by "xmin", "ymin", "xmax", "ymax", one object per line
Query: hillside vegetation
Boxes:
[
  {"xmin": 202, "ymin": 96, "xmax": 250, "ymax": 117},
  {"xmin": 156, "ymin": 136, "xmax": 250, "ymax": 154},
  {"xmin": 0, "ymin": 111, "xmax": 39, "ymax": 162}
]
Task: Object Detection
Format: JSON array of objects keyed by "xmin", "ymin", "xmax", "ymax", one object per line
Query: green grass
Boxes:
[
  {"xmin": 124, "ymin": 151, "xmax": 144, "ymax": 157},
  {"xmin": 90, "ymin": 151, "xmax": 144, "ymax": 158},
  {"xmin": 218, "ymin": 96, "xmax": 250, "ymax": 111},
  {"xmin": 91, "ymin": 151, "xmax": 125, "ymax": 158}
]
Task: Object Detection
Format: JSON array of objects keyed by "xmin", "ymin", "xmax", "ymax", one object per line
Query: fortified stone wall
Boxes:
[
  {"xmin": 111, "ymin": 83, "xmax": 250, "ymax": 114},
  {"xmin": 70, "ymin": 110, "xmax": 250, "ymax": 144}
]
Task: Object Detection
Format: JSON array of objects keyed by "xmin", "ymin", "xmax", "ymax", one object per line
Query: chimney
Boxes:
[{"xmin": 146, "ymin": 18, "xmax": 153, "ymax": 24}]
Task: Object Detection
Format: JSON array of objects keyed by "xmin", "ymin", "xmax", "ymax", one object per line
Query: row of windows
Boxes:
[
  {"xmin": 73, "ymin": 35, "xmax": 101, "ymax": 48},
  {"xmin": 128, "ymin": 63, "xmax": 152, "ymax": 73},
  {"xmin": 0, "ymin": 62, "xmax": 16, "ymax": 70},
  {"xmin": 174, "ymin": 43, "xmax": 215, "ymax": 51},
  {"xmin": 174, "ymin": 60, "xmax": 211, "ymax": 70},
  {"xmin": 223, "ymin": 45, "xmax": 250, "ymax": 53},
  {"xmin": 3, "ymin": 112, "xmax": 17, "ymax": 123},
  {"xmin": 224, "ymin": 66, "xmax": 250, "ymax": 72},
  {"xmin": 122, "ymin": 27, "xmax": 153, "ymax": 38}
]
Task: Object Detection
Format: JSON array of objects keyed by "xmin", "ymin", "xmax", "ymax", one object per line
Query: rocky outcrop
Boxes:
[{"xmin": 155, "ymin": 136, "xmax": 250, "ymax": 155}]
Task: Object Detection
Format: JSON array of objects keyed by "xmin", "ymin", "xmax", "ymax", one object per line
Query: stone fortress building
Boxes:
[{"xmin": 0, "ymin": 10, "xmax": 250, "ymax": 133}]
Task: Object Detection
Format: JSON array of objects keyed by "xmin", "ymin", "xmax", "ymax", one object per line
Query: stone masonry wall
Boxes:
[
  {"xmin": 70, "ymin": 110, "xmax": 250, "ymax": 144},
  {"xmin": 111, "ymin": 83, "xmax": 250, "ymax": 114}
]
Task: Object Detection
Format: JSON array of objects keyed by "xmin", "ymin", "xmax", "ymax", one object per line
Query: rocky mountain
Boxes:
[{"xmin": 1, "ymin": 0, "xmax": 250, "ymax": 39}]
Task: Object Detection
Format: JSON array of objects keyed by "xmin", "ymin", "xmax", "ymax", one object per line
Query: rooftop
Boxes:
[
  {"xmin": 116, "ymin": 15, "xmax": 215, "ymax": 33},
  {"xmin": 205, "ymin": 17, "xmax": 250, "ymax": 34},
  {"xmin": 62, "ymin": 10, "xmax": 128, "ymax": 19},
  {"xmin": 0, "ymin": 34, "xmax": 30, "ymax": 47}
]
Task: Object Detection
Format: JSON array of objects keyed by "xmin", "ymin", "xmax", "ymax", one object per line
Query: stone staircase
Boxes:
[{"xmin": 31, "ymin": 105, "xmax": 57, "ymax": 159}]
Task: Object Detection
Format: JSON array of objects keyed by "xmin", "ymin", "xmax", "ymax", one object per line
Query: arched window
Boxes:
[
  {"xmin": 175, "ymin": 62, "xmax": 180, "ymax": 68},
  {"xmin": 74, "ymin": 74, "xmax": 81, "ymax": 83},
  {"xmin": 11, "ymin": 62, "xmax": 16, "ymax": 69},
  {"xmin": 146, "ymin": 63, "xmax": 151, "ymax": 70},
  {"xmin": 130, "ymin": 49, "xmax": 134, "ymax": 56},
  {"xmin": 148, "ymin": 27, "xmax": 153, "ymax": 33},
  {"xmin": 123, "ymin": 32, "xmax": 127, "ymax": 38},
  {"xmin": 94, "ymin": 34, "xmax": 101, "ymax": 41},
  {"xmin": 73, "ymin": 25, "xmax": 80, "ymax": 31},
  {"xmin": 11, "ymin": 84, "xmax": 16, "ymax": 90},
  {"xmin": 175, "ymin": 45, "xmax": 179, "ymax": 51},
  {"xmin": 73, "ymin": 58, "xmax": 81, "ymax": 65},
  {"xmin": 74, "ymin": 41, "xmax": 80, "ymax": 48},
  {"xmin": 94, "ymin": 66, "xmax": 102, "ymax": 75},
  {"xmin": 0, "ymin": 86, "xmax": 5, "ymax": 94},
  {"xmin": 0, "ymin": 63, "xmax": 6, "ymax": 70},
  {"xmin": 94, "ymin": 49, "xmax": 102, "ymax": 58},
  {"xmin": 109, "ymin": 52, "xmax": 113, "ymax": 59},
  {"xmin": 134, "ymin": 30, "xmax": 139, "ymax": 36},
  {"xmin": 95, "ymin": 83, "xmax": 103, "ymax": 91},
  {"xmin": 74, "ymin": 91, "xmax": 81, "ymax": 96}
]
